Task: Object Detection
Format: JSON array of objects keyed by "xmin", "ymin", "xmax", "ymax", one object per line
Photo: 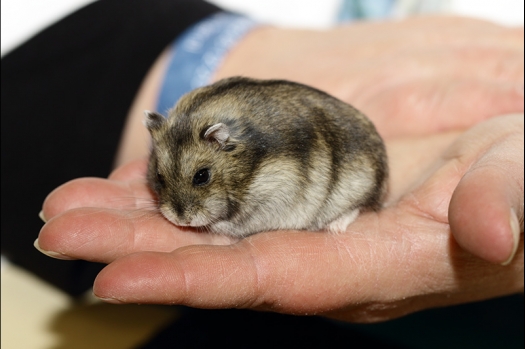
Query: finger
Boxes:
[
  {"xmin": 431, "ymin": 80, "xmax": 523, "ymax": 134},
  {"xmin": 41, "ymin": 177, "xmax": 153, "ymax": 221},
  {"xmin": 365, "ymin": 79, "xmax": 524, "ymax": 138},
  {"xmin": 93, "ymin": 211, "xmax": 523, "ymax": 322},
  {"xmin": 91, "ymin": 208, "xmax": 524, "ymax": 321},
  {"xmin": 92, "ymin": 230, "xmax": 390, "ymax": 312},
  {"xmin": 109, "ymin": 158, "xmax": 149, "ymax": 181},
  {"xmin": 41, "ymin": 158, "xmax": 151, "ymax": 221},
  {"xmin": 91, "ymin": 218, "xmax": 453, "ymax": 321},
  {"xmin": 449, "ymin": 123, "xmax": 524, "ymax": 264},
  {"xmin": 449, "ymin": 167, "xmax": 523, "ymax": 264},
  {"xmin": 37, "ymin": 207, "xmax": 234, "ymax": 263}
]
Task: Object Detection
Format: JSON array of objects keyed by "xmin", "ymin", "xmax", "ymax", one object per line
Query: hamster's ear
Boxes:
[
  {"xmin": 203, "ymin": 123, "xmax": 230, "ymax": 148},
  {"xmin": 144, "ymin": 110, "xmax": 166, "ymax": 132}
]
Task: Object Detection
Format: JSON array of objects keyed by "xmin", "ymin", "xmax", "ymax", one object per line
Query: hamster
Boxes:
[{"xmin": 145, "ymin": 76, "xmax": 388, "ymax": 238}]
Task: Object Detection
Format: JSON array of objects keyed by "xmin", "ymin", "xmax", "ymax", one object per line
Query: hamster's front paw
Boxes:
[{"xmin": 326, "ymin": 209, "xmax": 360, "ymax": 234}]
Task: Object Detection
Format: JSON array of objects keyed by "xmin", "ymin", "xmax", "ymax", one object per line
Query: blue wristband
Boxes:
[
  {"xmin": 337, "ymin": 0, "xmax": 395, "ymax": 21},
  {"xmin": 156, "ymin": 13, "xmax": 259, "ymax": 115}
]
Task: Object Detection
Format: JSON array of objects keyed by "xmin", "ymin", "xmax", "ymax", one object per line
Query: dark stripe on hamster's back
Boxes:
[
  {"xmin": 167, "ymin": 113, "xmax": 195, "ymax": 149},
  {"xmin": 364, "ymin": 143, "xmax": 388, "ymax": 211},
  {"xmin": 307, "ymin": 106, "xmax": 343, "ymax": 207}
]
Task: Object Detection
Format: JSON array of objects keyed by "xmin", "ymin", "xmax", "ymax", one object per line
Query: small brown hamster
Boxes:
[{"xmin": 145, "ymin": 77, "xmax": 388, "ymax": 238}]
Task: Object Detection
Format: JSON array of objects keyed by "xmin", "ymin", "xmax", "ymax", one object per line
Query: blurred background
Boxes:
[
  {"xmin": 2, "ymin": 0, "xmax": 524, "ymax": 56},
  {"xmin": 1, "ymin": 1, "xmax": 523, "ymax": 348}
]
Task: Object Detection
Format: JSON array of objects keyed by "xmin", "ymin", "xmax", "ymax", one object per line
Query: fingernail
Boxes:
[
  {"xmin": 501, "ymin": 208, "xmax": 521, "ymax": 266},
  {"xmin": 93, "ymin": 294, "xmax": 124, "ymax": 304},
  {"xmin": 33, "ymin": 238, "xmax": 76, "ymax": 260},
  {"xmin": 39, "ymin": 210, "xmax": 47, "ymax": 223}
]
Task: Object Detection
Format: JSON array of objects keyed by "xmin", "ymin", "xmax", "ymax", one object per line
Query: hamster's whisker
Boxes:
[{"xmin": 105, "ymin": 196, "xmax": 159, "ymax": 211}]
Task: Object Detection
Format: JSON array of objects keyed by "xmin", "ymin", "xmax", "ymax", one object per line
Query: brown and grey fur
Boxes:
[{"xmin": 145, "ymin": 77, "xmax": 388, "ymax": 238}]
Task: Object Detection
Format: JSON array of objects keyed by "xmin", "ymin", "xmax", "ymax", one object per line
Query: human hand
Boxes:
[
  {"xmin": 36, "ymin": 114, "xmax": 523, "ymax": 322},
  {"xmin": 214, "ymin": 16, "xmax": 524, "ymax": 138},
  {"xmin": 114, "ymin": 16, "xmax": 523, "ymax": 166}
]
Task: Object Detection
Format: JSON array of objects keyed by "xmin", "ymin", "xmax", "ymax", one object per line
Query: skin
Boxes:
[
  {"xmin": 36, "ymin": 16, "xmax": 524, "ymax": 322},
  {"xmin": 213, "ymin": 16, "xmax": 524, "ymax": 138},
  {"xmin": 114, "ymin": 16, "xmax": 524, "ymax": 165},
  {"xmin": 37, "ymin": 114, "xmax": 523, "ymax": 323}
]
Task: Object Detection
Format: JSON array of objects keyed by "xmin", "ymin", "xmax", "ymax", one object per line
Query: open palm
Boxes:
[{"xmin": 37, "ymin": 114, "xmax": 523, "ymax": 322}]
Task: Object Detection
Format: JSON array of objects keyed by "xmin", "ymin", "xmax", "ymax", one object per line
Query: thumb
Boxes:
[{"xmin": 449, "ymin": 126, "xmax": 524, "ymax": 265}]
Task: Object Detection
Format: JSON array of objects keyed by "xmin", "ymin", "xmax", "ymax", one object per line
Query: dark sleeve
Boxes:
[{"xmin": 1, "ymin": 0, "xmax": 222, "ymax": 296}]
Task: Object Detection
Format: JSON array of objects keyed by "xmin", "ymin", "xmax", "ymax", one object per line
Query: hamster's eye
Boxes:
[
  {"xmin": 156, "ymin": 171, "xmax": 165, "ymax": 187},
  {"xmin": 193, "ymin": 168, "xmax": 211, "ymax": 186}
]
